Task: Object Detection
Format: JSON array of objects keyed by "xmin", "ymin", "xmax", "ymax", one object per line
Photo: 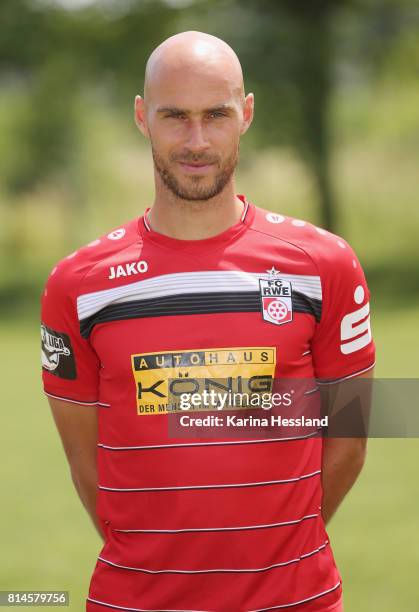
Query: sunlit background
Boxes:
[{"xmin": 1, "ymin": 1, "xmax": 418, "ymax": 610}]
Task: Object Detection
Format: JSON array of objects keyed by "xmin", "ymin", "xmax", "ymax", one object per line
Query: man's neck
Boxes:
[{"xmin": 147, "ymin": 180, "xmax": 244, "ymax": 241}]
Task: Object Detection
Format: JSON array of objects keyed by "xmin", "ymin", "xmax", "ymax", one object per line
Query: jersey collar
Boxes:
[{"xmin": 138, "ymin": 194, "xmax": 254, "ymax": 251}]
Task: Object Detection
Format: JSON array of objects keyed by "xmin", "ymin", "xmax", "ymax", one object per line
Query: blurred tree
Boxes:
[
  {"xmin": 172, "ymin": 0, "xmax": 340, "ymax": 227},
  {"xmin": 238, "ymin": 0, "xmax": 339, "ymax": 230},
  {"xmin": 180, "ymin": 0, "xmax": 418, "ymax": 230},
  {"xmin": 0, "ymin": 0, "xmax": 178, "ymax": 195},
  {"xmin": 0, "ymin": 0, "xmax": 417, "ymax": 233},
  {"xmin": 0, "ymin": 0, "xmax": 179, "ymax": 250}
]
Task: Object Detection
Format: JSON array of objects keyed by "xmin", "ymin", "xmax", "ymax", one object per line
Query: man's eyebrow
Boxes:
[
  {"xmin": 156, "ymin": 104, "xmax": 235, "ymax": 114},
  {"xmin": 156, "ymin": 106, "xmax": 185, "ymax": 114},
  {"xmin": 205, "ymin": 104, "xmax": 235, "ymax": 113}
]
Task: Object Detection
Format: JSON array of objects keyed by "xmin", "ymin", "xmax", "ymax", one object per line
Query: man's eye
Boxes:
[
  {"xmin": 165, "ymin": 113, "xmax": 186, "ymax": 120},
  {"xmin": 208, "ymin": 112, "xmax": 226, "ymax": 119}
]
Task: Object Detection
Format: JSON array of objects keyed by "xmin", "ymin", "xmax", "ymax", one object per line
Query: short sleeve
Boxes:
[
  {"xmin": 41, "ymin": 261, "xmax": 100, "ymax": 405},
  {"xmin": 311, "ymin": 239, "xmax": 376, "ymax": 383}
]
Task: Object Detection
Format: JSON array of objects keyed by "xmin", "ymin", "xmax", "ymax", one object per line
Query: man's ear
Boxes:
[
  {"xmin": 134, "ymin": 95, "xmax": 149, "ymax": 138},
  {"xmin": 240, "ymin": 92, "xmax": 254, "ymax": 136}
]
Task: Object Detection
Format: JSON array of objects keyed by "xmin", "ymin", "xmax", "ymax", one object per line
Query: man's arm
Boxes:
[
  {"xmin": 47, "ymin": 397, "xmax": 104, "ymax": 542},
  {"xmin": 320, "ymin": 367, "xmax": 375, "ymax": 525}
]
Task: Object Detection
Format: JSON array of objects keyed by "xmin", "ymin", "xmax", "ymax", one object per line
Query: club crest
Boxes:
[{"xmin": 259, "ymin": 267, "xmax": 293, "ymax": 326}]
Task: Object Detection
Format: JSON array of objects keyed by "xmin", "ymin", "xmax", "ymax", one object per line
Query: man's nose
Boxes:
[{"xmin": 185, "ymin": 120, "xmax": 210, "ymax": 151}]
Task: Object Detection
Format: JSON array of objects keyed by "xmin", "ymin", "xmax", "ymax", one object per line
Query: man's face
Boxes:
[{"xmin": 139, "ymin": 65, "xmax": 251, "ymax": 201}]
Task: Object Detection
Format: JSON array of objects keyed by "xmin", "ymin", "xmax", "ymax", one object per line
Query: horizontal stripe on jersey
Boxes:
[
  {"xmin": 97, "ymin": 539, "xmax": 329, "ymax": 574},
  {"xmin": 97, "ymin": 430, "xmax": 321, "ymax": 451},
  {"xmin": 77, "ymin": 271, "xmax": 321, "ymax": 338},
  {"xmin": 77, "ymin": 271, "xmax": 322, "ymax": 320},
  {"xmin": 87, "ymin": 579, "xmax": 341, "ymax": 610},
  {"xmin": 111, "ymin": 512, "xmax": 319, "ymax": 534}
]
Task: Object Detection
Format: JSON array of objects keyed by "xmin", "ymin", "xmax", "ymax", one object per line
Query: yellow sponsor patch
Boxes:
[{"xmin": 131, "ymin": 347, "xmax": 276, "ymax": 415}]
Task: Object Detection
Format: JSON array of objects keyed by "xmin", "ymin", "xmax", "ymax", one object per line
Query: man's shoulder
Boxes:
[
  {"xmin": 43, "ymin": 216, "xmax": 143, "ymax": 296},
  {"xmin": 250, "ymin": 204, "xmax": 359, "ymax": 273}
]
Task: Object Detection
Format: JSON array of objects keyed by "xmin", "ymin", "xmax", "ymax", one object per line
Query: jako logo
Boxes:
[{"xmin": 109, "ymin": 261, "xmax": 148, "ymax": 279}]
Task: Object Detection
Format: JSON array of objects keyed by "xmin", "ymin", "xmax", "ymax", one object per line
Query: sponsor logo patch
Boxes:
[
  {"xmin": 107, "ymin": 228, "xmax": 126, "ymax": 241},
  {"xmin": 41, "ymin": 324, "xmax": 76, "ymax": 379},
  {"xmin": 131, "ymin": 347, "xmax": 276, "ymax": 416},
  {"xmin": 340, "ymin": 285, "xmax": 371, "ymax": 354},
  {"xmin": 266, "ymin": 212, "xmax": 285, "ymax": 224},
  {"xmin": 108, "ymin": 260, "xmax": 148, "ymax": 279}
]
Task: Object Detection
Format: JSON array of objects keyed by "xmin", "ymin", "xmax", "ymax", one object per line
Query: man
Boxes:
[{"xmin": 41, "ymin": 31, "xmax": 375, "ymax": 611}]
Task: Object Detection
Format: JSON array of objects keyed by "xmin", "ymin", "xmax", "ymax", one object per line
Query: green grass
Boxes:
[
  {"xmin": 0, "ymin": 319, "xmax": 101, "ymax": 610},
  {"xmin": 1, "ymin": 307, "xmax": 418, "ymax": 611},
  {"xmin": 1, "ymin": 75, "xmax": 418, "ymax": 610},
  {"xmin": 328, "ymin": 438, "xmax": 419, "ymax": 612}
]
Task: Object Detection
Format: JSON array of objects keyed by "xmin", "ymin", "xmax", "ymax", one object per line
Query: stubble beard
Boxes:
[{"xmin": 152, "ymin": 146, "xmax": 239, "ymax": 202}]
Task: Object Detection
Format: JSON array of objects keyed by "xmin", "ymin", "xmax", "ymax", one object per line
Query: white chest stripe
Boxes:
[{"xmin": 77, "ymin": 271, "xmax": 322, "ymax": 321}]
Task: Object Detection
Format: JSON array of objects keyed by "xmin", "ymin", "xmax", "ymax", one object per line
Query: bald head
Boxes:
[
  {"xmin": 144, "ymin": 31, "xmax": 244, "ymax": 105},
  {"xmin": 135, "ymin": 31, "xmax": 253, "ymax": 203}
]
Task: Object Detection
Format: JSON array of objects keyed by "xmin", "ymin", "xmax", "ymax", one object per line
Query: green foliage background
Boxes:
[{"xmin": 0, "ymin": 1, "xmax": 418, "ymax": 610}]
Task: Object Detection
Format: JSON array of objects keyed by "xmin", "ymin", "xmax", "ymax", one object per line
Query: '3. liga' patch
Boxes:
[{"xmin": 41, "ymin": 324, "xmax": 76, "ymax": 380}]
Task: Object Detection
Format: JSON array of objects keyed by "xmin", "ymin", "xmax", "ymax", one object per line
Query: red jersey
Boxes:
[{"xmin": 41, "ymin": 195, "xmax": 375, "ymax": 611}]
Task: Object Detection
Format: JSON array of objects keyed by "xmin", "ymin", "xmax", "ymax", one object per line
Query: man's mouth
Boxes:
[{"xmin": 178, "ymin": 161, "xmax": 215, "ymax": 173}]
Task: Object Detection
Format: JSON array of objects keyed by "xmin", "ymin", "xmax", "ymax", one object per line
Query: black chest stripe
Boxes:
[{"xmin": 79, "ymin": 291, "xmax": 321, "ymax": 339}]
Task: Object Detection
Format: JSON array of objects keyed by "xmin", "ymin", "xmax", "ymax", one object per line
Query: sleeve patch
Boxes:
[{"xmin": 41, "ymin": 324, "xmax": 77, "ymax": 380}]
